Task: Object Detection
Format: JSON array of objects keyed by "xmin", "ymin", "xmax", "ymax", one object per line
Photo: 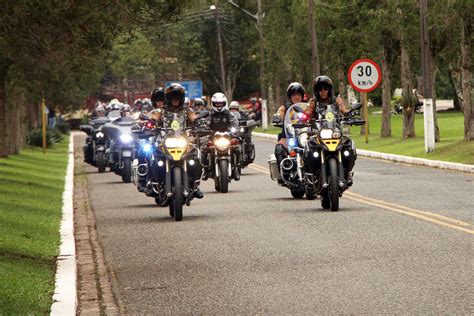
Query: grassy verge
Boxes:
[
  {"xmin": 256, "ymin": 110, "xmax": 474, "ymax": 165},
  {"xmin": 0, "ymin": 138, "xmax": 69, "ymax": 314}
]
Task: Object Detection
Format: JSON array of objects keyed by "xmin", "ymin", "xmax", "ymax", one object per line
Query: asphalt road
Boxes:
[{"xmin": 83, "ymin": 135, "xmax": 473, "ymax": 314}]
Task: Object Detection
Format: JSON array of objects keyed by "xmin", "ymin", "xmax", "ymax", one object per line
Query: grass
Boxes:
[
  {"xmin": 0, "ymin": 139, "xmax": 69, "ymax": 314},
  {"xmin": 256, "ymin": 109, "xmax": 474, "ymax": 165}
]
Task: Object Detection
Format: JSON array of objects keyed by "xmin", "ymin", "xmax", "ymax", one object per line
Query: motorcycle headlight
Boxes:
[
  {"xmin": 320, "ymin": 129, "xmax": 334, "ymax": 139},
  {"xmin": 240, "ymin": 127, "xmax": 245, "ymax": 133},
  {"xmin": 214, "ymin": 137, "xmax": 230, "ymax": 151},
  {"xmin": 298, "ymin": 133, "xmax": 308, "ymax": 146},
  {"xmin": 120, "ymin": 134, "xmax": 133, "ymax": 143},
  {"xmin": 230, "ymin": 127, "xmax": 237, "ymax": 133},
  {"xmin": 165, "ymin": 137, "xmax": 188, "ymax": 148},
  {"xmin": 96, "ymin": 132, "xmax": 104, "ymax": 138},
  {"xmin": 288, "ymin": 138, "xmax": 297, "ymax": 148},
  {"xmin": 142, "ymin": 143, "xmax": 153, "ymax": 153}
]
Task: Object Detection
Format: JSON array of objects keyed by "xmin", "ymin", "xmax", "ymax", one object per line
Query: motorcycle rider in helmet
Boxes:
[
  {"xmin": 229, "ymin": 101, "xmax": 249, "ymax": 120},
  {"xmin": 93, "ymin": 104, "xmax": 106, "ymax": 118},
  {"xmin": 149, "ymin": 83, "xmax": 204, "ymax": 199},
  {"xmin": 274, "ymin": 82, "xmax": 306, "ymax": 172},
  {"xmin": 193, "ymin": 98, "xmax": 207, "ymax": 114},
  {"xmin": 134, "ymin": 98, "xmax": 143, "ymax": 112},
  {"xmin": 305, "ymin": 75, "xmax": 355, "ymax": 186},
  {"xmin": 150, "ymin": 87, "xmax": 166, "ymax": 110},
  {"xmin": 201, "ymin": 92, "xmax": 240, "ymax": 181}
]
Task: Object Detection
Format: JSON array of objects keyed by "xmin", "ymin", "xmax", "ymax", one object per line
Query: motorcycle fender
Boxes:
[
  {"xmin": 322, "ymin": 138, "xmax": 340, "ymax": 152},
  {"xmin": 122, "ymin": 150, "xmax": 132, "ymax": 158}
]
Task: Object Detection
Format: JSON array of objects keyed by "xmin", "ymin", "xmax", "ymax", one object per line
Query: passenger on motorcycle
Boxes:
[
  {"xmin": 201, "ymin": 92, "xmax": 240, "ymax": 181},
  {"xmin": 274, "ymin": 82, "xmax": 306, "ymax": 170}
]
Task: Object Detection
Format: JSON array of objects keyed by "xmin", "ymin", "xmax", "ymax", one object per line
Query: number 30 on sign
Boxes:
[{"xmin": 348, "ymin": 59, "xmax": 382, "ymax": 92}]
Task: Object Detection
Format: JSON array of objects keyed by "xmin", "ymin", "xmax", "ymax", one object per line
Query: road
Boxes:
[{"xmin": 81, "ymin": 135, "xmax": 473, "ymax": 314}]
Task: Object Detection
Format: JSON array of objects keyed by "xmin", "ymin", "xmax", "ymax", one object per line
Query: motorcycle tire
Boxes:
[
  {"xmin": 122, "ymin": 157, "xmax": 132, "ymax": 183},
  {"xmin": 291, "ymin": 189, "xmax": 305, "ymax": 199},
  {"xmin": 328, "ymin": 158, "xmax": 340, "ymax": 212},
  {"xmin": 306, "ymin": 188, "xmax": 316, "ymax": 200},
  {"xmin": 170, "ymin": 167, "xmax": 183, "ymax": 221},
  {"xmin": 214, "ymin": 177, "xmax": 220, "ymax": 192},
  {"xmin": 218, "ymin": 160, "xmax": 229, "ymax": 193},
  {"xmin": 97, "ymin": 152, "xmax": 106, "ymax": 173},
  {"xmin": 321, "ymin": 190, "xmax": 330, "ymax": 209}
]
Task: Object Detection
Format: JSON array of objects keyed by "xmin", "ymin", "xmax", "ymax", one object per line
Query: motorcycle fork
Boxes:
[
  {"xmin": 338, "ymin": 151, "xmax": 345, "ymax": 188},
  {"xmin": 183, "ymin": 160, "xmax": 189, "ymax": 197},
  {"xmin": 296, "ymin": 152, "xmax": 303, "ymax": 181},
  {"xmin": 165, "ymin": 160, "xmax": 171, "ymax": 197},
  {"xmin": 320, "ymin": 151, "xmax": 328, "ymax": 188}
]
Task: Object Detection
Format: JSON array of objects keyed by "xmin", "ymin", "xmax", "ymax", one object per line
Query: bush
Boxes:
[
  {"xmin": 56, "ymin": 122, "xmax": 71, "ymax": 135},
  {"xmin": 26, "ymin": 128, "xmax": 64, "ymax": 147}
]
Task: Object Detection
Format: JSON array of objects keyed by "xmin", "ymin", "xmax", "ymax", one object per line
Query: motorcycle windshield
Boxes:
[
  {"xmin": 284, "ymin": 102, "xmax": 309, "ymax": 140},
  {"xmin": 107, "ymin": 110, "xmax": 121, "ymax": 121},
  {"xmin": 316, "ymin": 103, "xmax": 339, "ymax": 129}
]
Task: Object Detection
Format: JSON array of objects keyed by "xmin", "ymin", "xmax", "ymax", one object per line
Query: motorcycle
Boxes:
[
  {"xmin": 102, "ymin": 116, "xmax": 137, "ymax": 183},
  {"xmin": 79, "ymin": 116, "xmax": 110, "ymax": 172},
  {"xmin": 268, "ymin": 103, "xmax": 311, "ymax": 199},
  {"xmin": 132, "ymin": 113, "xmax": 202, "ymax": 221},
  {"xmin": 234, "ymin": 118, "xmax": 257, "ymax": 169}
]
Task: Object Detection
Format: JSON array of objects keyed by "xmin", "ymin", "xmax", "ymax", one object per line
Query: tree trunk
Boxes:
[
  {"xmin": 448, "ymin": 64, "xmax": 464, "ymax": 111},
  {"xmin": 461, "ymin": 17, "xmax": 474, "ymax": 140},
  {"xmin": 401, "ymin": 42, "xmax": 415, "ymax": 138},
  {"xmin": 0, "ymin": 81, "xmax": 7, "ymax": 157},
  {"xmin": 430, "ymin": 57, "xmax": 440, "ymax": 142},
  {"xmin": 337, "ymin": 65, "xmax": 346, "ymax": 104},
  {"xmin": 381, "ymin": 48, "xmax": 392, "ymax": 137}
]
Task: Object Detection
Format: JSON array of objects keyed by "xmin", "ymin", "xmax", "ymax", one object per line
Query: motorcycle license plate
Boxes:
[{"xmin": 122, "ymin": 150, "xmax": 132, "ymax": 158}]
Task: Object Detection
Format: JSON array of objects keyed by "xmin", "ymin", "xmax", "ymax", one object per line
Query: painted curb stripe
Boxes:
[{"xmin": 50, "ymin": 133, "xmax": 77, "ymax": 315}]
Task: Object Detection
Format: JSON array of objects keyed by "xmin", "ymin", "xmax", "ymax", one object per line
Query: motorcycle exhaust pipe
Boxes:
[
  {"xmin": 281, "ymin": 158, "xmax": 294, "ymax": 171},
  {"xmin": 137, "ymin": 164, "xmax": 148, "ymax": 177}
]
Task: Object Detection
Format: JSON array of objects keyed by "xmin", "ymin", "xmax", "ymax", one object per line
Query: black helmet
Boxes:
[
  {"xmin": 165, "ymin": 83, "xmax": 186, "ymax": 112},
  {"xmin": 150, "ymin": 87, "xmax": 165, "ymax": 106},
  {"xmin": 286, "ymin": 82, "xmax": 305, "ymax": 100},
  {"xmin": 313, "ymin": 75, "xmax": 334, "ymax": 101}
]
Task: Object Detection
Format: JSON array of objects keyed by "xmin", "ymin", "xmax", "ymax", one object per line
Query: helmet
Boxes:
[
  {"xmin": 211, "ymin": 92, "xmax": 228, "ymax": 112},
  {"xmin": 111, "ymin": 102, "xmax": 122, "ymax": 112},
  {"xmin": 150, "ymin": 88, "xmax": 165, "ymax": 106},
  {"xmin": 194, "ymin": 98, "xmax": 205, "ymax": 109},
  {"xmin": 229, "ymin": 101, "xmax": 240, "ymax": 110},
  {"xmin": 165, "ymin": 83, "xmax": 186, "ymax": 112},
  {"xmin": 286, "ymin": 82, "xmax": 305, "ymax": 100},
  {"xmin": 250, "ymin": 97, "xmax": 257, "ymax": 104},
  {"xmin": 313, "ymin": 75, "xmax": 334, "ymax": 101},
  {"xmin": 184, "ymin": 97, "xmax": 190, "ymax": 107},
  {"xmin": 121, "ymin": 103, "xmax": 131, "ymax": 112},
  {"xmin": 95, "ymin": 105, "xmax": 105, "ymax": 116}
]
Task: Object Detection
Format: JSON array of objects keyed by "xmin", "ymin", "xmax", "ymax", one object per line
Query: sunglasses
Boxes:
[{"xmin": 318, "ymin": 86, "xmax": 329, "ymax": 92}]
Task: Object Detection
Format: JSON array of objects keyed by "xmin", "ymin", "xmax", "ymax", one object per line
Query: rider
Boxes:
[
  {"xmin": 150, "ymin": 87, "xmax": 166, "ymax": 110},
  {"xmin": 274, "ymin": 82, "xmax": 306, "ymax": 169},
  {"xmin": 155, "ymin": 83, "xmax": 203, "ymax": 198},
  {"xmin": 93, "ymin": 104, "xmax": 106, "ymax": 118},
  {"xmin": 193, "ymin": 98, "xmax": 207, "ymax": 114},
  {"xmin": 201, "ymin": 92, "xmax": 240, "ymax": 181},
  {"xmin": 306, "ymin": 75, "xmax": 355, "ymax": 185},
  {"xmin": 229, "ymin": 101, "xmax": 249, "ymax": 120}
]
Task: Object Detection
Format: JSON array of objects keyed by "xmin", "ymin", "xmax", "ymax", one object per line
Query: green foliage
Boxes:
[
  {"xmin": 0, "ymin": 139, "xmax": 69, "ymax": 314},
  {"xmin": 26, "ymin": 128, "xmax": 64, "ymax": 148}
]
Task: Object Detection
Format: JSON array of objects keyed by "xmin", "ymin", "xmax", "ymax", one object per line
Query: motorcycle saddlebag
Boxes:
[{"xmin": 268, "ymin": 154, "xmax": 281, "ymax": 181}]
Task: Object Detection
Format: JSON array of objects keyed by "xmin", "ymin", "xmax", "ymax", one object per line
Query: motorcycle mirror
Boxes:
[{"xmin": 350, "ymin": 119, "xmax": 366, "ymax": 126}]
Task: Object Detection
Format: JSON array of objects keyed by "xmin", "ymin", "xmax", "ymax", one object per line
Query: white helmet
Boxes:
[
  {"xmin": 184, "ymin": 97, "xmax": 190, "ymax": 106},
  {"xmin": 229, "ymin": 101, "xmax": 240, "ymax": 110},
  {"xmin": 211, "ymin": 92, "xmax": 228, "ymax": 112}
]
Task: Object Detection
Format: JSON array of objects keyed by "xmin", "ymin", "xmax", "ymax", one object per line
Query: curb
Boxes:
[
  {"xmin": 252, "ymin": 132, "xmax": 474, "ymax": 174},
  {"xmin": 50, "ymin": 133, "xmax": 76, "ymax": 315}
]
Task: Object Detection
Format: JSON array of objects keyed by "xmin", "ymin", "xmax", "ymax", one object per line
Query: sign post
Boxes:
[{"xmin": 348, "ymin": 58, "xmax": 382, "ymax": 144}]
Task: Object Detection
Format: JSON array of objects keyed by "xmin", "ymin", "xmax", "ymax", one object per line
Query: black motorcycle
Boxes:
[
  {"xmin": 235, "ymin": 118, "xmax": 257, "ymax": 169},
  {"xmin": 79, "ymin": 116, "xmax": 110, "ymax": 172},
  {"xmin": 102, "ymin": 116, "xmax": 137, "ymax": 183}
]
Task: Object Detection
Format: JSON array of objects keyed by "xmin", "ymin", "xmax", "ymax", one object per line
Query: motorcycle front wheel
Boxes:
[
  {"xmin": 122, "ymin": 157, "xmax": 132, "ymax": 183},
  {"xmin": 170, "ymin": 167, "xmax": 183, "ymax": 221},
  {"xmin": 97, "ymin": 152, "xmax": 106, "ymax": 173},
  {"xmin": 218, "ymin": 159, "xmax": 229, "ymax": 193},
  {"xmin": 328, "ymin": 158, "xmax": 339, "ymax": 211}
]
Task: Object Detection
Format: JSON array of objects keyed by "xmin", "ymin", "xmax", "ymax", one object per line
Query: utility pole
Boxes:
[
  {"xmin": 256, "ymin": 0, "xmax": 266, "ymax": 101},
  {"xmin": 307, "ymin": 0, "xmax": 320, "ymax": 77},
  {"xmin": 420, "ymin": 0, "xmax": 435, "ymax": 152},
  {"xmin": 213, "ymin": 5, "xmax": 227, "ymax": 93}
]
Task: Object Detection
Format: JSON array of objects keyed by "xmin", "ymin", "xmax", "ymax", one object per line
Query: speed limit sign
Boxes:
[{"xmin": 348, "ymin": 59, "xmax": 382, "ymax": 92}]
